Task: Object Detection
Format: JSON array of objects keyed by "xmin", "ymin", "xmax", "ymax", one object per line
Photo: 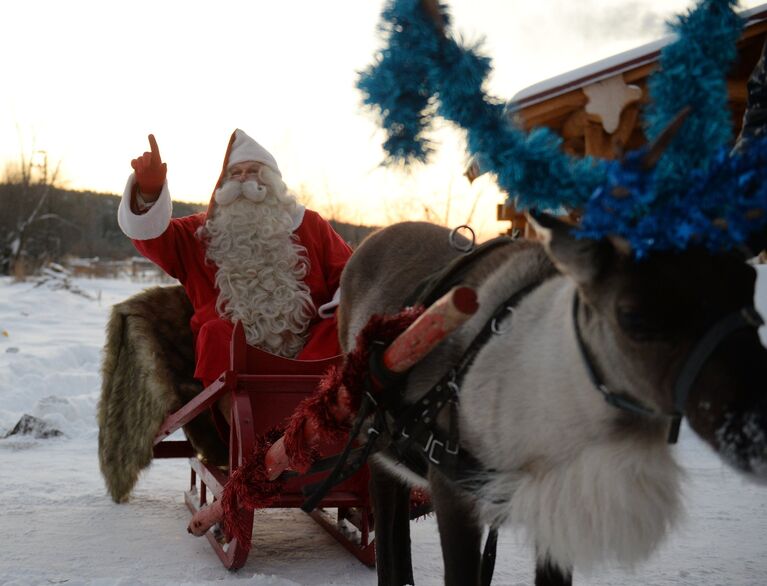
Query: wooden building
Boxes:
[{"xmin": 495, "ymin": 4, "xmax": 767, "ymax": 236}]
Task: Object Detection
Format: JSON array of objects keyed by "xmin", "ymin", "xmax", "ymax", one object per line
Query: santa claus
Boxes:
[{"xmin": 118, "ymin": 129, "xmax": 352, "ymax": 394}]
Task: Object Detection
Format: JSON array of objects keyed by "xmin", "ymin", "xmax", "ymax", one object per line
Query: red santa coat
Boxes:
[{"xmin": 117, "ymin": 131, "xmax": 352, "ymax": 383}]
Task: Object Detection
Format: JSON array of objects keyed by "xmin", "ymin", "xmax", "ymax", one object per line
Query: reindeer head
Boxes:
[{"xmin": 531, "ymin": 211, "xmax": 767, "ymax": 481}]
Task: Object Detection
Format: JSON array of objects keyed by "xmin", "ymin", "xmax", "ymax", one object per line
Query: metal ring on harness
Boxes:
[
  {"xmin": 449, "ymin": 225, "xmax": 476, "ymax": 252},
  {"xmin": 490, "ymin": 307, "xmax": 514, "ymax": 334}
]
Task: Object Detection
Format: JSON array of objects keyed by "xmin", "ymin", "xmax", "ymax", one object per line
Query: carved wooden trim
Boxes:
[{"xmin": 583, "ymin": 75, "xmax": 643, "ymax": 134}]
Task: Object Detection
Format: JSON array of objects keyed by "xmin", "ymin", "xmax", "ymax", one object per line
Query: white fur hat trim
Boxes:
[{"xmin": 228, "ymin": 129, "xmax": 281, "ymax": 176}]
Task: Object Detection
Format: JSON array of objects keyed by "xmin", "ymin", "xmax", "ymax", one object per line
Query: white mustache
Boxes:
[{"xmin": 214, "ymin": 179, "xmax": 268, "ymax": 206}]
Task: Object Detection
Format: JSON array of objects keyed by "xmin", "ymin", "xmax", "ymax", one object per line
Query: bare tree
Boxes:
[
  {"xmin": 1, "ymin": 145, "xmax": 65, "ymax": 277},
  {"xmin": 292, "ymin": 182, "xmax": 315, "ymax": 210}
]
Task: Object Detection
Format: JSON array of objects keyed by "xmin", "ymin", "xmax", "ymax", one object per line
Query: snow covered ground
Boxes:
[{"xmin": 0, "ymin": 271, "xmax": 766, "ymax": 586}]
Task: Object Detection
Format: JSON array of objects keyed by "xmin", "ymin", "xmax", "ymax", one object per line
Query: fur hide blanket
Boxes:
[{"xmin": 98, "ymin": 285, "xmax": 227, "ymax": 503}]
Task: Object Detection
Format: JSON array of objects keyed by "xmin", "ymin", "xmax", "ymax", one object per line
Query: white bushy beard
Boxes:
[{"xmin": 200, "ymin": 170, "xmax": 315, "ymax": 358}]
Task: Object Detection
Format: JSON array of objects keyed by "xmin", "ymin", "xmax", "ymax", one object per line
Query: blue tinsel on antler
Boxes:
[
  {"xmin": 357, "ymin": 0, "xmax": 767, "ymax": 256},
  {"xmin": 645, "ymin": 0, "xmax": 741, "ymax": 199},
  {"xmin": 579, "ymin": 139, "xmax": 767, "ymax": 255}
]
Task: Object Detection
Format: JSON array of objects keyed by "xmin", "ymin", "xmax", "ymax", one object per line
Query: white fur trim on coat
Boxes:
[
  {"xmin": 117, "ymin": 174, "xmax": 173, "ymax": 240},
  {"xmin": 317, "ymin": 288, "xmax": 341, "ymax": 318},
  {"xmin": 290, "ymin": 205, "xmax": 305, "ymax": 232}
]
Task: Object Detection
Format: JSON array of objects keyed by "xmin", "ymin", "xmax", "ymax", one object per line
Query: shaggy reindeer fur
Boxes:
[
  {"xmin": 98, "ymin": 285, "xmax": 226, "ymax": 503},
  {"xmin": 338, "ymin": 220, "xmax": 767, "ymax": 586}
]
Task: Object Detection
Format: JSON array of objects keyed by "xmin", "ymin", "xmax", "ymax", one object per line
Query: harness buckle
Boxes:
[
  {"xmin": 425, "ymin": 434, "xmax": 444, "ymax": 464},
  {"xmin": 423, "ymin": 433, "xmax": 459, "ymax": 464}
]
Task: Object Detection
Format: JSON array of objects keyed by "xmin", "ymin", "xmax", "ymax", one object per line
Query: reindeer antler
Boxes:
[
  {"xmin": 420, "ymin": 0, "xmax": 447, "ymax": 35},
  {"xmin": 641, "ymin": 106, "xmax": 692, "ymax": 170}
]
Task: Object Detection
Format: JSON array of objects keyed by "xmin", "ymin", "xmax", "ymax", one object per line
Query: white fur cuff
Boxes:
[
  {"xmin": 117, "ymin": 174, "xmax": 173, "ymax": 240},
  {"xmin": 318, "ymin": 288, "xmax": 341, "ymax": 318}
]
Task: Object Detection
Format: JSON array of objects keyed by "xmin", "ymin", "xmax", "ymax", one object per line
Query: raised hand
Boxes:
[{"xmin": 130, "ymin": 134, "xmax": 167, "ymax": 197}]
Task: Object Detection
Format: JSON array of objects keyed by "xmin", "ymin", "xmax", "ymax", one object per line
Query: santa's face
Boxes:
[
  {"xmin": 214, "ymin": 162, "xmax": 293, "ymax": 207},
  {"xmin": 227, "ymin": 161, "xmax": 263, "ymax": 182},
  {"xmin": 215, "ymin": 162, "xmax": 268, "ymax": 206}
]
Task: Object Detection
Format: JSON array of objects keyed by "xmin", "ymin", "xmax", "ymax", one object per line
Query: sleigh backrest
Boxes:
[
  {"xmin": 227, "ymin": 321, "xmax": 358, "ymax": 500},
  {"xmin": 229, "ymin": 321, "xmax": 342, "ymax": 431}
]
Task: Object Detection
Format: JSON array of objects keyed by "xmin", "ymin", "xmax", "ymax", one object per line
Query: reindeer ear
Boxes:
[{"xmin": 527, "ymin": 210, "xmax": 619, "ymax": 285}]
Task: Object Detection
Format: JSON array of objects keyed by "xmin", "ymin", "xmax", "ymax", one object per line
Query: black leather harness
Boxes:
[
  {"xmin": 572, "ymin": 292, "xmax": 764, "ymax": 443},
  {"xmin": 300, "ymin": 234, "xmax": 521, "ymax": 507},
  {"xmin": 298, "ymin": 231, "xmax": 765, "ymax": 586},
  {"xmin": 299, "ymin": 233, "xmax": 537, "ymax": 586}
]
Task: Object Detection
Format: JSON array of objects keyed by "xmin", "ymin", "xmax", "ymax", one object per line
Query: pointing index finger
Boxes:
[{"xmin": 148, "ymin": 134, "xmax": 161, "ymax": 164}]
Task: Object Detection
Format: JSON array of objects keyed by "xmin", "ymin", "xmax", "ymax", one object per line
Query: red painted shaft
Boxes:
[{"xmin": 382, "ymin": 286, "xmax": 478, "ymax": 373}]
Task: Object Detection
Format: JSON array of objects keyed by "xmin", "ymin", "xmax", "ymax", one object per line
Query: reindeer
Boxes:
[{"xmin": 336, "ymin": 217, "xmax": 767, "ymax": 586}]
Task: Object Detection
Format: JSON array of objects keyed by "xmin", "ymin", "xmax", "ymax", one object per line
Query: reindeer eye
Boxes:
[{"xmin": 617, "ymin": 305, "xmax": 664, "ymax": 339}]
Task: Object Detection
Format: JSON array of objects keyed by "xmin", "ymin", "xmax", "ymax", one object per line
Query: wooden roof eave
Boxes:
[{"xmin": 507, "ymin": 7, "xmax": 767, "ymax": 131}]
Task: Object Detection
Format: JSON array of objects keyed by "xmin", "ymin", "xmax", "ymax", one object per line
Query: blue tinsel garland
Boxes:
[
  {"xmin": 645, "ymin": 0, "xmax": 742, "ymax": 201},
  {"xmin": 357, "ymin": 0, "xmax": 765, "ymax": 254},
  {"xmin": 357, "ymin": 0, "xmax": 606, "ymax": 211},
  {"xmin": 357, "ymin": 0, "xmax": 444, "ymax": 164}
]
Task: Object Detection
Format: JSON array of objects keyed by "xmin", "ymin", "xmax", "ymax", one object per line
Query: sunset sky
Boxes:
[{"xmin": 2, "ymin": 0, "xmax": 762, "ymax": 239}]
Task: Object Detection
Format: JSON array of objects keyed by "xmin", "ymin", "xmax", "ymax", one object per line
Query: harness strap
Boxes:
[
  {"xmin": 572, "ymin": 293, "xmax": 657, "ymax": 417},
  {"xmin": 390, "ymin": 280, "xmax": 542, "ymax": 486},
  {"xmin": 300, "ymin": 391, "xmax": 382, "ymax": 512},
  {"xmin": 481, "ymin": 527, "xmax": 499, "ymax": 586},
  {"xmin": 300, "ymin": 277, "xmax": 541, "ymax": 508},
  {"xmin": 673, "ymin": 306, "xmax": 764, "ymax": 412},
  {"xmin": 405, "ymin": 235, "xmax": 514, "ymax": 307},
  {"xmin": 573, "ymin": 290, "xmax": 764, "ymax": 444}
]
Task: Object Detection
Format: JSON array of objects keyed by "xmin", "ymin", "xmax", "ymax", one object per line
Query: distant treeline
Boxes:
[{"xmin": 0, "ymin": 183, "xmax": 376, "ymax": 276}]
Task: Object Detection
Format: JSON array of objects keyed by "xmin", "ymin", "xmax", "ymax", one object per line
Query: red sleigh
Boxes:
[
  {"xmin": 147, "ymin": 284, "xmax": 476, "ymax": 571},
  {"xmin": 150, "ymin": 321, "xmax": 375, "ymax": 570}
]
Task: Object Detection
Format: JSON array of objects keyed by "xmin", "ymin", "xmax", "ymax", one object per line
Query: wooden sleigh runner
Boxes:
[{"xmin": 151, "ymin": 320, "xmax": 376, "ymax": 570}]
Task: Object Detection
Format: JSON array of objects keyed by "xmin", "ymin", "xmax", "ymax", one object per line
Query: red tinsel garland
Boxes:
[
  {"xmin": 220, "ymin": 428, "xmax": 285, "ymax": 548},
  {"xmin": 283, "ymin": 306, "xmax": 424, "ymax": 472}
]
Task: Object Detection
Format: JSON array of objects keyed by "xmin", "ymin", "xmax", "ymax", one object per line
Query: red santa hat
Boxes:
[{"xmin": 227, "ymin": 129, "xmax": 281, "ymax": 176}]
